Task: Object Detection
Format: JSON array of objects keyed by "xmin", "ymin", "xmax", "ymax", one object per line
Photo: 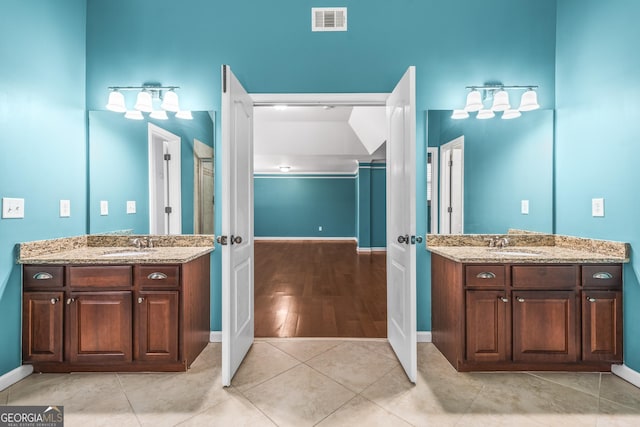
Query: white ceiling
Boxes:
[{"xmin": 253, "ymin": 106, "xmax": 386, "ymax": 174}]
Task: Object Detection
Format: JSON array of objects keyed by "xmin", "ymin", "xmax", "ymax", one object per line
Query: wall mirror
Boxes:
[
  {"xmin": 88, "ymin": 110, "xmax": 215, "ymax": 235},
  {"xmin": 426, "ymin": 109, "xmax": 554, "ymax": 235}
]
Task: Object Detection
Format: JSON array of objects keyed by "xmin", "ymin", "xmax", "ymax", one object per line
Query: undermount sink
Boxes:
[
  {"xmin": 100, "ymin": 250, "xmax": 156, "ymax": 257},
  {"xmin": 491, "ymin": 250, "xmax": 540, "ymax": 257}
]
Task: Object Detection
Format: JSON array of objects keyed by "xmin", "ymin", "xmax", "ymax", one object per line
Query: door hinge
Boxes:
[
  {"xmin": 448, "ymin": 160, "xmax": 453, "ymax": 167},
  {"xmin": 223, "ymin": 65, "xmax": 227, "ymax": 93},
  {"xmin": 165, "ymin": 206, "xmax": 172, "ymax": 214},
  {"xmin": 447, "ymin": 207, "xmax": 453, "ymax": 213},
  {"xmin": 164, "ymin": 154, "xmax": 171, "ymax": 161}
]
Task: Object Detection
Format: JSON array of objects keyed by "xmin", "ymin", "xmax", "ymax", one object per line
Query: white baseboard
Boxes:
[
  {"xmin": 255, "ymin": 237, "xmax": 357, "ymax": 241},
  {"xmin": 417, "ymin": 331, "xmax": 432, "ymax": 343},
  {"xmin": 210, "ymin": 331, "xmax": 222, "ymax": 342},
  {"xmin": 612, "ymin": 364, "xmax": 640, "ymax": 389},
  {"xmin": 0, "ymin": 365, "xmax": 33, "ymax": 391},
  {"xmin": 356, "ymin": 247, "xmax": 387, "ymax": 253}
]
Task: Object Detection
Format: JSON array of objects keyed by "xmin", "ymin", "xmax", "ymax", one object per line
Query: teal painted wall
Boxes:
[
  {"xmin": 88, "ymin": 111, "xmax": 214, "ymax": 235},
  {"xmin": 0, "ymin": 0, "xmax": 87, "ymax": 376},
  {"xmin": 356, "ymin": 167, "xmax": 371, "ymax": 248},
  {"xmin": 254, "ymin": 176, "xmax": 356, "ymax": 237},
  {"xmin": 356, "ymin": 165, "xmax": 386, "ymax": 249},
  {"xmin": 428, "ymin": 110, "xmax": 554, "ymax": 234},
  {"xmin": 85, "ymin": 0, "xmax": 557, "ymax": 333},
  {"xmin": 556, "ymin": 0, "xmax": 640, "ymax": 371}
]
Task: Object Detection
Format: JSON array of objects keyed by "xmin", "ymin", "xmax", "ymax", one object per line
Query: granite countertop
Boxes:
[
  {"xmin": 427, "ymin": 232, "xmax": 629, "ymax": 264},
  {"xmin": 18, "ymin": 234, "xmax": 215, "ymax": 265},
  {"xmin": 427, "ymin": 245, "xmax": 628, "ymax": 264}
]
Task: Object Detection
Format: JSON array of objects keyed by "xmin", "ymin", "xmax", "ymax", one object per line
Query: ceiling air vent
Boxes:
[{"xmin": 312, "ymin": 7, "xmax": 347, "ymax": 32}]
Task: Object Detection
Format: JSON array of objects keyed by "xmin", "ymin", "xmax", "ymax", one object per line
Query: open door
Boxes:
[
  {"xmin": 386, "ymin": 66, "xmax": 417, "ymax": 382},
  {"xmin": 221, "ymin": 65, "xmax": 255, "ymax": 386}
]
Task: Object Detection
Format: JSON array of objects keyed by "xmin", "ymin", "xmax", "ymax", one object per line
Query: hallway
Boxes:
[{"xmin": 254, "ymin": 241, "xmax": 387, "ymax": 338}]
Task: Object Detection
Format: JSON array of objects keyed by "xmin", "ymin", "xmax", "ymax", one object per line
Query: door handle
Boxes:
[
  {"xmin": 499, "ymin": 297, "xmax": 509, "ymax": 303},
  {"xmin": 147, "ymin": 272, "xmax": 167, "ymax": 280},
  {"xmin": 516, "ymin": 297, "xmax": 525, "ymax": 303},
  {"xmin": 397, "ymin": 235, "xmax": 409, "ymax": 244},
  {"xmin": 231, "ymin": 235, "xmax": 243, "ymax": 245},
  {"xmin": 586, "ymin": 296, "xmax": 597, "ymax": 303},
  {"xmin": 138, "ymin": 297, "xmax": 145, "ymax": 304},
  {"xmin": 33, "ymin": 272, "xmax": 54, "ymax": 280},
  {"xmin": 66, "ymin": 297, "xmax": 76, "ymax": 305},
  {"xmin": 216, "ymin": 235, "xmax": 228, "ymax": 246},
  {"xmin": 50, "ymin": 297, "xmax": 60, "ymax": 305}
]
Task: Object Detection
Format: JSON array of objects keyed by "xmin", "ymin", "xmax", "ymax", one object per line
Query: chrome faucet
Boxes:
[
  {"xmin": 487, "ymin": 236, "xmax": 510, "ymax": 248},
  {"xmin": 130, "ymin": 236, "xmax": 154, "ymax": 250}
]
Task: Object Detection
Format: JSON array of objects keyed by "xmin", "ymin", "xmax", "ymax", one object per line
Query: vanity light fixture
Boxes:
[
  {"xmin": 175, "ymin": 110, "xmax": 193, "ymax": 120},
  {"xmin": 279, "ymin": 165, "xmax": 291, "ymax": 172},
  {"xmin": 451, "ymin": 109, "xmax": 469, "ymax": 120},
  {"xmin": 456, "ymin": 84, "xmax": 540, "ymax": 120},
  {"xmin": 106, "ymin": 89, "xmax": 126, "ymax": 113},
  {"xmin": 149, "ymin": 110, "xmax": 168, "ymax": 120},
  {"xmin": 124, "ymin": 110, "xmax": 144, "ymax": 120},
  {"xmin": 106, "ymin": 85, "xmax": 192, "ymax": 120}
]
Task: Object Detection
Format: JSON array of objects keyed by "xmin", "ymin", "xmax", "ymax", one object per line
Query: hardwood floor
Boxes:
[{"xmin": 254, "ymin": 240, "xmax": 387, "ymax": 338}]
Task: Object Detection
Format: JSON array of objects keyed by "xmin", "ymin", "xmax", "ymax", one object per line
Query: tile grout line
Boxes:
[{"xmin": 114, "ymin": 373, "xmax": 143, "ymax": 427}]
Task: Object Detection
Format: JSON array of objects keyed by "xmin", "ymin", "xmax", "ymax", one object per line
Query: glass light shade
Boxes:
[
  {"xmin": 279, "ymin": 165, "xmax": 291, "ymax": 172},
  {"xmin": 124, "ymin": 110, "xmax": 144, "ymax": 120},
  {"xmin": 106, "ymin": 90, "xmax": 126, "ymax": 113},
  {"xmin": 464, "ymin": 90, "xmax": 483, "ymax": 112},
  {"xmin": 175, "ymin": 110, "xmax": 193, "ymax": 120},
  {"xmin": 476, "ymin": 109, "xmax": 495, "ymax": 120},
  {"xmin": 491, "ymin": 90, "xmax": 510, "ymax": 111},
  {"xmin": 519, "ymin": 90, "xmax": 540, "ymax": 111},
  {"xmin": 161, "ymin": 90, "xmax": 180, "ymax": 112},
  {"xmin": 501, "ymin": 109, "xmax": 522, "ymax": 120},
  {"xmin": 149, "ymin": 110, "xmax": 168, "ymax": 120},
  {"xmin": 451, "ymin": 109, "xmax": 469, "ymax": 120},
  {"xmin": 134, "ymin": 90, "xmax": 153, "ymax": 112}
]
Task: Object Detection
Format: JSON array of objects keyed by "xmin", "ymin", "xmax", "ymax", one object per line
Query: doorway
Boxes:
[
  {"xmin": 439, "ymin": 136, "xmax": 464, "ymax": 234},
  {"xmin": 148, "ymin": 123, "xmax": 182, "ymax": 234},
  {"xmin": 250, "ymin": 98, "xmax": 388, "ymax": 338}
]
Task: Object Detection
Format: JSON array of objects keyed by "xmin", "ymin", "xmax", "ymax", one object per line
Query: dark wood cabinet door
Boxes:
[
  {"xmin": 512, "ymin": 291, "xmax": 578, "ymax": 363},
  {"xmin": 465, "ymin": 291, "xmax": 509, "ymax": 362},
  {"xmin": 582, "ymin": 290, "xmax": 622, "ymax": 362},
  {"xmin": 68, "ymin": 291, "xmax": 132, "ymax": 363},
  {"xmin": 22, "ymin": 292, "xmax": 64, "ymax": 362},
  {"xmin": 134, "ymin": 291, "xmax": 179, "ymax": 362}
]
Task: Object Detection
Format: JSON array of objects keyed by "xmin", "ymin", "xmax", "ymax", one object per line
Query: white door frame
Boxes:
[
  {"xmin": 427, "ymin": 146, "xmax": 439, "ymax": 234},
  {"xmin": 439, "ymin": 136, "xmax": 464, "ymax": 234},
  {"xmin": 148, "ymin": 123, "xmax": 182, "ymax": 234}
]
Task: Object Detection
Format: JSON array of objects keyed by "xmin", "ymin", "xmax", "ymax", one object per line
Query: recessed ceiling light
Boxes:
[{"xmin": 279, "ymin": 165, "xmax": 291, "ymax": 172}]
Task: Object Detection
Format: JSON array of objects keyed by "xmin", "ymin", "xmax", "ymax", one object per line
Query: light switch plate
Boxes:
[
  {"xmin": 126, "ymin": 200, "xmax": 136, "ymax": 214},
  {"xmin": 2, "ymin": 197, "xmax": 25, "ymax": 219},
  {"xmin": 100, "ymin": 200, "xmax": 109, "ymax": 216},
  {"xmin": 592, "ymin": 198, "xmax": 605, "ymax": 217},
  {"xmin": 60, "ymin": 200, "xmax": 71, "ymax": 217},
  {"xmin": 521, "ymin": 200, "xmax": 529, "ymax": 215}
]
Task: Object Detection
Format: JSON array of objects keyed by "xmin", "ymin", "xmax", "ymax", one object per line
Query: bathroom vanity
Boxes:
[
  {"xmin": 19, "ymin": 235, "xmax": 213, "ymax": 373},
  {"xmin": 429, "ymin": 234, "xmax": 628, "ymax": 372}
]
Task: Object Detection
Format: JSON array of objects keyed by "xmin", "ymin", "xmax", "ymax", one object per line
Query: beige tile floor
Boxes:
[{"xmin": 2, "ymin": 339, "xmax": 640, "ymax": 426}]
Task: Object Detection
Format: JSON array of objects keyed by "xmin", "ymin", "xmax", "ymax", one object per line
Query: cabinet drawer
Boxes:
[
  {"xmin": 69, "ymin": 266, "xmax": 132, "ymax": 288},
  {"xmin": 582, "ymin": 265, "xmax": 622, "ymax": 288},
  {"xmin": 512, "ymin": 265, "xmax": 577, "ymax": 289},
  {"xmin": 23, "ymin": 265, "xmax": 64, "ymax": 288},
  {"xmin": 465, "ymin": 265, "xmax": 505, "ymax": 288},
  {"xmin": 135, "ymin": 265, "xmax": 180, "ymax": 288}
]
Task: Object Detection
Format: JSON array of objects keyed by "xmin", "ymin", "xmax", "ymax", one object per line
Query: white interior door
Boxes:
[
  {"xmin": 386, "ymin": 66, "xmax": 417, "ymax": 383},
  {"xmin": 221, "ymin": 65, "xmax": 255, "ymax": 386},
  {"xmin": 148, "ymin": 124, "xmax": 182, "ymax": 235}
]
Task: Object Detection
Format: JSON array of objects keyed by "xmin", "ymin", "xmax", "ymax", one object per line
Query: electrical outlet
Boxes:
[
  {"xmin": 60, "ymin": 200, "xmax": 71, "ymax": 217},
  {"xmin": 126, "ymin": 200, "xmax": 136, "ymax": 214},
  {"xmin": 100, "ymin": 200, "xmax": 109, "ymax": 216},
  {"xmin": 2, "ymin": 197, "xmax": 25, "ymax": 219},
  {"xmin": 592, "ymin": 198, "xmax": 604, "ymax": 217},
  {"xmin": 521, "ymin": 200, "xmax": 529, "ymax": 215},
  {"xmin": 318, "ymin": 226, "xmax": 323, "ymax": 232}
]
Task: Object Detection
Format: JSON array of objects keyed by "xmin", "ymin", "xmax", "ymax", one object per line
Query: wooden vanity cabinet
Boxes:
[
  {"xmin": 22, "ymin": 254, "xmax": 210, "ymax": 373},
  {"xmin": 432, "ymin": 254, "xmax": 622, "ymax": 372}
]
